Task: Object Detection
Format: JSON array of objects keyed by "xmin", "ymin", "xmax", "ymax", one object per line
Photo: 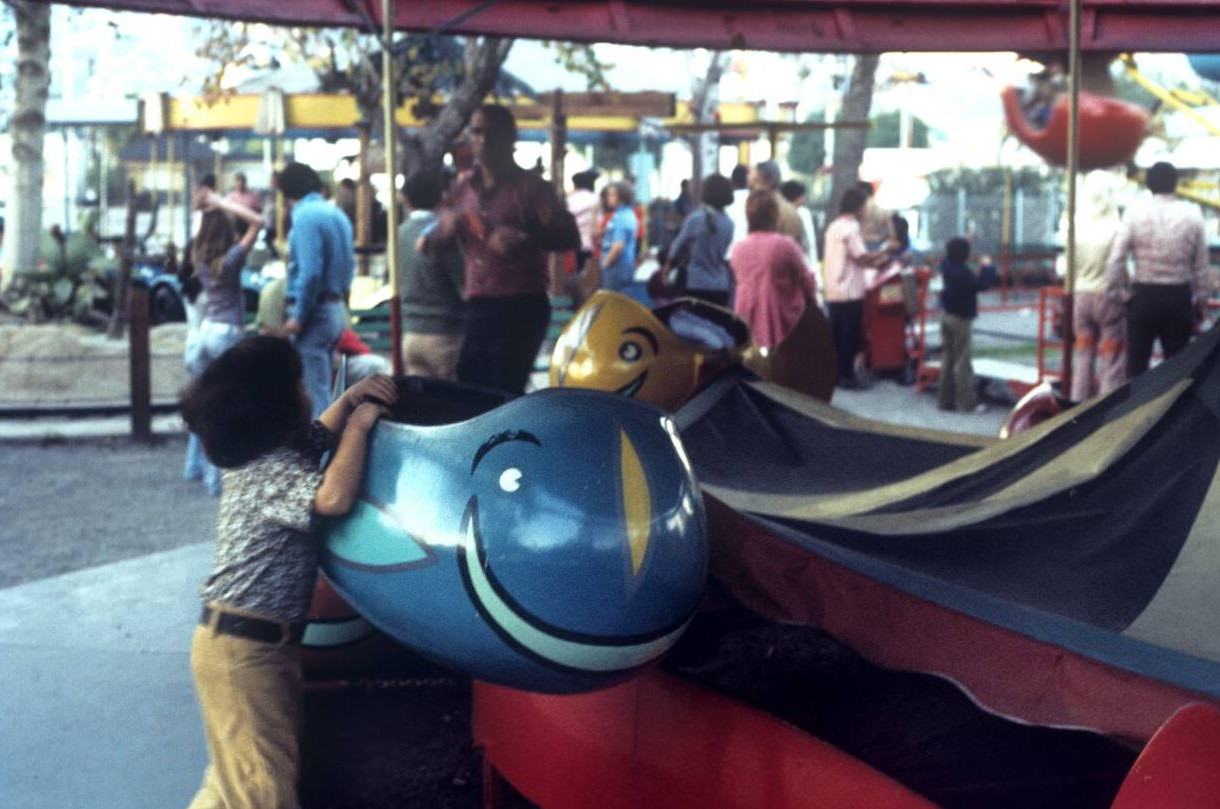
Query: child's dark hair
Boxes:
[
  {"xmin": 946, "ymin": 236, "xmax": 971, "ymax": 263},
  {"xmin": 180, "ymin": 336, "xmax": 311, "ymax": 468}
]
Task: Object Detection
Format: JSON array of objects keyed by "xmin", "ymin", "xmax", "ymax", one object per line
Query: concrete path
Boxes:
[{"xmin": 0, "ymin": 543, "xmax": 213, "ymax": 808}]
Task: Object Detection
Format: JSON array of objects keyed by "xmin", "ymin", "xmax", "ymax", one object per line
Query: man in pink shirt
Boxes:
[
  {"xmin": 1104, "ymin": 162, "xmax": 1211, "ymax": 378},
  {"xmin": 423, "ymin": 104, "xmax": 579, "ymax": 394},
  {"xmin": 822, "ymin": 187, "xmax": 884, "ymax": 388}
]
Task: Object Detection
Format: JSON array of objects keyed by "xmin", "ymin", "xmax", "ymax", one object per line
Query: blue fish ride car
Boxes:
[{"xmin": 321, "ymin": 379, "xmax": 708, "ymax": 693}]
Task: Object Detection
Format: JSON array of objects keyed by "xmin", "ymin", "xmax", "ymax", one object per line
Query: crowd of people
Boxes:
[{"xmin": 182, "ymin": 105, "xmax": 1216, "ymax": 497}]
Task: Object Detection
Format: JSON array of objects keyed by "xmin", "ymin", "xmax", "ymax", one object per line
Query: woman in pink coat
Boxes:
[{"xmin": 729, "ymin": 190, "xmax": 818, "ymax": 350}]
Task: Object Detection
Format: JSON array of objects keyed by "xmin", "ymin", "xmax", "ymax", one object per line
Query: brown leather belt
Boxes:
[{"xmin": 200, "ymin": 606, "xmax": 305, "ymax": 645}]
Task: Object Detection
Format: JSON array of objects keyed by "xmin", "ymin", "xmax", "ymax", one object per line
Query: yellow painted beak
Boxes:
[{"xmin": 619, "ymin": 429, "xmax": 652, "ymax": 577}]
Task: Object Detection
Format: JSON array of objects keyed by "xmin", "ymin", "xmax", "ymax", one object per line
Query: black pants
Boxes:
[
  {"xmin": 828, "ymin": 299, "xmax": 865, "ymax": 383},
  {"xmin": 457, "ymin": 294, "xmax": 551, "ymax": 395},
  {"xmin": 1127, "ymin": 283, "xmax": 1192, "ymax": 377}
]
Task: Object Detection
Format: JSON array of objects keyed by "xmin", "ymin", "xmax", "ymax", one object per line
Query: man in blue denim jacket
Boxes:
[{"xmin": 276, "ymin": 162, "xmax": 355, "ymax": 417}]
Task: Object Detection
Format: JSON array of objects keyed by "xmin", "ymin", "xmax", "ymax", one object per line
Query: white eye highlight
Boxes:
[{"xmin": 499, "ymin": 468, "xmax": 522, "ymax": 493}]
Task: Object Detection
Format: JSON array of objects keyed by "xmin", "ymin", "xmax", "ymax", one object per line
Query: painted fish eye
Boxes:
[
  {"xmin": 499, "ymin": 467, "xmax": 523, "ymax": 493},
  {"xmin": 619, "ymin": 341, "xmax": 643, "ymax": 362}
]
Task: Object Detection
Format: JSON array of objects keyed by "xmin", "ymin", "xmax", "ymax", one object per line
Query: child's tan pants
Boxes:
[{"xmin": 187, "ymin": 622, "xmax": 303, "ymax": 809}]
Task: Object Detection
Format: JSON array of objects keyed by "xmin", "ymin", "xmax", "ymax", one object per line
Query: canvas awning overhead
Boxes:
[
  {"xmin": 676, "ymin": 325, "xmax": 1220, "ymax": 743},
  {"xmin": 33, "ymin": 0, "xmax": 1220, "ymax": 53}
]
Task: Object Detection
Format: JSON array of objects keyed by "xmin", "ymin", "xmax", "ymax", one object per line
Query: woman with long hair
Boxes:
[
  {"xmin": 664, "ymin": 174, "xmax": 735, "ymax": 306},
  {"xmin": 183, "ymin": 187, "xmax": 264, "ymax": 495},
  {"xmin": 729, "ymin": 190, "xmax": 818, "ymax": 350}
]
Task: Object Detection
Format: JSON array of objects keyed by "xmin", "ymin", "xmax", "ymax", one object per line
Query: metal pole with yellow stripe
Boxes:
[
  {"xmin": 383, "ymin": 0, "xmax": 403, "ymax": 376},
  {"xmin": 1061, "ymin": 0, "xmax": 1082, "ymax": 395}
]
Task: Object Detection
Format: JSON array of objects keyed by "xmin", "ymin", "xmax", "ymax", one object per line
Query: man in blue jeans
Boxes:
[{"xmin": 276, "ymin": 162, "xmax": 355, "ymax": 417}]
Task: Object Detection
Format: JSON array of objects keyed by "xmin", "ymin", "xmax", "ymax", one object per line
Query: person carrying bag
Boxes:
[{"xmin": 648, "ymin": 174, "xmax": 735, "ymax": 306}]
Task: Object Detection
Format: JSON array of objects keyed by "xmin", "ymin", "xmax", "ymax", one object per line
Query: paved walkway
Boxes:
[{"xmin": 0, "ymin": 543, "xmax": 212, "ymax": 808}]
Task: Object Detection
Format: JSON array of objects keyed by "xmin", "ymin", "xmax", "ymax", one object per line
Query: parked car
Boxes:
[{"xmin": 91, "ymin": 253, "xmax": 272, "ymax": 326}]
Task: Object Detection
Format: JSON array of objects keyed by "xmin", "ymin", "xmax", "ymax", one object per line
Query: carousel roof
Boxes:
[{"xmin": 35, "ymin": 0, "xmax": 1220, "ymax": 53}]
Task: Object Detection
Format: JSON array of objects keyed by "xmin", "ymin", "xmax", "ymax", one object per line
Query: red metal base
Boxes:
[
  {"xmin": 1111, "ymin": 704, "xmax": 1220, "ymax": 809},
  {"xmin": 473, "ymin": 670, "xmax": 936, "ymax": 809}
]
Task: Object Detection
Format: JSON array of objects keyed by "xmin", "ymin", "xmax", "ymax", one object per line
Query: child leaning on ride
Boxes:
[
  {"xmin": 938, "ymin": 236, "xmax": 991, "ymax": 413},
  {"xmin": 182, "ymin": 187, "xmax": 264, "ymax": 497},
  {"xmin": 180, "ymin": 336, "xmax": 397, "ymax": 809}
]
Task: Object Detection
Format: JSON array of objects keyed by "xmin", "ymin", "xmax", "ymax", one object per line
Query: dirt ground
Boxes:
[
  {"xmin": 0, "ymin": 435, "xmax": 216, "ymax": 588},
  {"xmin": 0, "ymin": 322, "xmax": 190, "ymax": 406}
]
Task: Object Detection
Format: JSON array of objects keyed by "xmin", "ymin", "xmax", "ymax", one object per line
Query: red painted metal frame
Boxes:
[
  {"xmin": 1110, "ymin": 703, "xmax": 1220, "ymax": 809},
  {"xmin": 705, "ymin": 496, "xmax": 1220, "ymax": 744},
  {"xmin": 34, "ymin": 0, "xmax": 1220, "ymax": 53},
  {"xmin": 473, "ymin": 670, "xmax": 937, "ymax": 809},
  {"xmin": 863, "ymin": 266, "xmax": 911, "ymax": 374},
  {"xmin": 1036, "ymin": 285, "xmax": 1065, "ymax": 386}
]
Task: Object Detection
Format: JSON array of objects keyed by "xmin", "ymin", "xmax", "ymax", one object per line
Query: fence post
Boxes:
[{"xmin": 129, "ymin": 279, "xmax": 152, "ymax": 443}]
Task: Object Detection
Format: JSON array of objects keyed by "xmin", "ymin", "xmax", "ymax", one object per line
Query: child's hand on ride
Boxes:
[
  {"xmin": 344, "ymin": 374, "xmax": 398, "ymax": 411},
  {"xmin": 348, "ymin": 401, "xmax": 389, "ymax": 432}
]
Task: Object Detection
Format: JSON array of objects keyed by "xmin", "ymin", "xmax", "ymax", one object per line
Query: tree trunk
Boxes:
[
  {"xmin": 3, "ymin": 0, "xmax": 51, "ymax": 287},
  {"xmin": 829, "ymin": 54, "xmax": 879, "ymax": 215},
  {"xmin": 401, "ymin": 37, "xmax": 514, "ymax": 176},
  {"xmin": 686, "ymin": 51, "xmax": 728, "ymax": 201}
]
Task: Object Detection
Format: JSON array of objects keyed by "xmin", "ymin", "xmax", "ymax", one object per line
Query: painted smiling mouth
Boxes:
[
  {"xmin": 456, "ymin": 495, "xmax": 690, "ymax": 675},
  {"xmin": 616, "ymin": 371, "xmax": 648, "ymax": 399}
]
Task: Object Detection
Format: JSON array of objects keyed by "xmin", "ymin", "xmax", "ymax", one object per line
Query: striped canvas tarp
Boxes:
[{"xmin": 676, "ymin": 325, "xmax": 1220, "ymax": 742}]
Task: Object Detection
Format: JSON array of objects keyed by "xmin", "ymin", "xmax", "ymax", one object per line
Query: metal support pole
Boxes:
[
  {"xmin": 1061, "ymin": 0, "xmax": 1082, "ymax": 394},
  {"xmin": 549, "ymin": 89, "xmax": 567, "ymax": 295},
  {"xmin": 182, "ymin": 132, "xmax": 192, "ymax": 247},
  {"xmin": 166, "ymin": 133, "xmax": 176, "ymax": 244},
  {"xmin": 1000, "ymin": 169, "xmax": 1012, "ymax": 304},
  {"xmin": 383, "ymin": 0, "xmax": 403, "ymax": 376}
]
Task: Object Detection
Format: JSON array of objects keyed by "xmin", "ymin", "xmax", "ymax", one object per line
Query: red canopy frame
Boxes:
[{"xmin": 29, "ymin": 0, "xmax": 1220, "ymax": 53}]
